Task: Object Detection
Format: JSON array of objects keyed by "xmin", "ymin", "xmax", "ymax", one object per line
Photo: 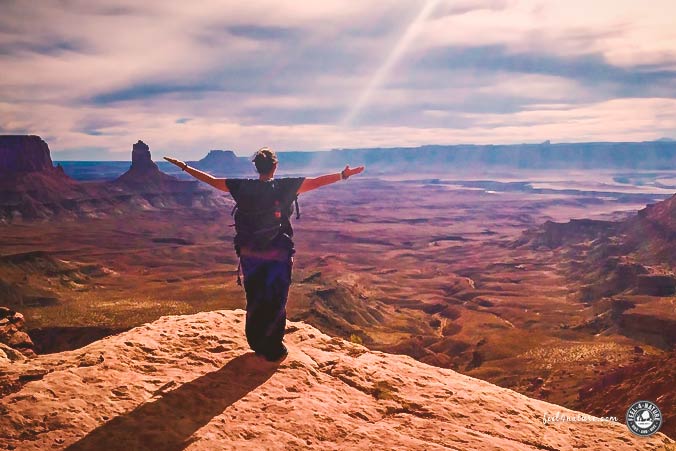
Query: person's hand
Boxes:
[
  {"xmin": 164, "ymin": 156, "xmax": 187, "ymax": 170},
  {"xmin": 341, "ymin": 165, "xmax": 365, "ymax": 179}
]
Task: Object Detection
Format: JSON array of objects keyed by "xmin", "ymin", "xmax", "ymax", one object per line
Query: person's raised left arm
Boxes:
[
  {"xmin": 163, "ymin": 157, "xmax": 228, "ymax": 192},
  {"xmin": 297, "ymin": 165, "xmax": 365, "ymax": 194}
]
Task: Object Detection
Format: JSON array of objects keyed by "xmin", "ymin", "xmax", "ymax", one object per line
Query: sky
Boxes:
[{"xmin": 1, "ymin": 0, "xmax": 676, "ymax": 160}]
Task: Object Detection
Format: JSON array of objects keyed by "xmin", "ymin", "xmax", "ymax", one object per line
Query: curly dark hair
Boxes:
[{"xmin": 252, "ymin": 147, "xmax": 278, "ymax": 174}]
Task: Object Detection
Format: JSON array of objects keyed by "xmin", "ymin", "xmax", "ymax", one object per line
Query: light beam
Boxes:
[{"xmin": 340, "ymin": 0, "xmax": 441, "ymax": 128}]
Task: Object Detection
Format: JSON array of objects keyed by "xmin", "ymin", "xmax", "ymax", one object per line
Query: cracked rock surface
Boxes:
[{"xmin": 0, "ymin": 310, "xmax": 672, "ymax": 450}]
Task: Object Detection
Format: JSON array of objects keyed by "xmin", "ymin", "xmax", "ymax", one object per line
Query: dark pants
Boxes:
[{"xmin": 239, "ymin": 250, "xmax": 293, "ymax": 358}]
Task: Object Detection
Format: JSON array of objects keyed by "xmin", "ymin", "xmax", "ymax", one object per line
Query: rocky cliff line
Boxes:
[
  {"xmin": 0, "ymin": 135, "xmax": 56, "ymax": 173},
  {"xmin": 0, "ymin": 310, "xmax": 671, "ymax": 450},
  {"xmin": 0, "ymin": 136, "xmax": 226, "ymax": 222}
]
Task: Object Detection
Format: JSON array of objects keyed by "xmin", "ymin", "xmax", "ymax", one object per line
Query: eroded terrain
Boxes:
[{"xmin": 1, "ymin": 170, "xmax": 675, "ymax": 437}]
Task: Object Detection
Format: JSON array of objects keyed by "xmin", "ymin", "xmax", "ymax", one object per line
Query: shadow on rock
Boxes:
[{"xmin": 66, "ymin": 352, "xmax": 278, "ymax": 451}]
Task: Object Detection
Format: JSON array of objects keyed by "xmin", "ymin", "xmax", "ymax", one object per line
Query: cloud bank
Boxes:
[{"xmin": 1, "ymin": 0, "xmax": 675, "ymax": 160}]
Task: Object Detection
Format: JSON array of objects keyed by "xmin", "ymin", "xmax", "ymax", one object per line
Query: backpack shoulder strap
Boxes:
[{"xmin": 294, "ymin": 195, "xmax": 300, "ymax": 219}]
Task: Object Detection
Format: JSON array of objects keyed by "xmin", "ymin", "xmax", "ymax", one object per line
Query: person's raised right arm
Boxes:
[{"xmin": 163, "ymin": 157, "xmax": 228, "ymax": 192}]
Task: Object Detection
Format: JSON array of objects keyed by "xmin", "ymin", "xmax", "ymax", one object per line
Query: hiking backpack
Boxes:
[{"xmin": 230, "ymin": 180, "xmax": 300, "ymax": 252}]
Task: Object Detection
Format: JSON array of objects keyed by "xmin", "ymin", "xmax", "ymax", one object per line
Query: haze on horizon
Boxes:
[{"xmin": 1, "ymin": 0, "xmax": 676, "ymax": 161}]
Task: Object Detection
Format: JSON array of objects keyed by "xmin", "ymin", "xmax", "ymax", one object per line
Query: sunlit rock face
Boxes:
[
  {"xmin": 0, "ymin": 307, "xmax": 35, "ymax": 359},
  {"xmin": 0, "ymin": 309, "xmax": 671, "ymax": 450}
]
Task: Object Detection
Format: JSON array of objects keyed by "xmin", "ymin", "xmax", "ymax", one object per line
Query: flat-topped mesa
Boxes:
[
  {"xmin": 201, "ymin": 149, "xmax": 239, "ymax": 164},
  {"xmin": 0, "ymin": 135, "xmax": 56, "ymax": 173},
  {"xmin": 192, "ymin": 149, "xmax": 252, "ymax": 175}
]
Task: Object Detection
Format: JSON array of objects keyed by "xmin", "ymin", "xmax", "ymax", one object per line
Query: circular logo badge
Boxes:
[{"xmin": 626, "ymin": 401, "xmax": 662, "ymax": 437}]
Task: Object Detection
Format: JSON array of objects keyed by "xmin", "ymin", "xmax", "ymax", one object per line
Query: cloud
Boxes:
[
  {"xmin": 227, "ymin": 25, "xmax": 299, "ymax": 41},
  {"xmin": 90, "ymin": 83, "xmax": 222, "ymax": 104},
  {"xmin": 1, "ymin": 0, "xmax": 675, "ymax": 159},
  {"xmin": 413, "ymin": 45, "xmax": 676, "ymax": 97}
]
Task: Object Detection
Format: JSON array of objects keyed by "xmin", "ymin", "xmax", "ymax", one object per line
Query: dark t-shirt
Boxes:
[{"xmin": 226, "ymin": 177, "xmax": 305, "ymax": 250}]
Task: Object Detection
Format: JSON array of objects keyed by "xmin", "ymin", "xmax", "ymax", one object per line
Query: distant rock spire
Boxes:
[
  {"xmin": 114, "ymin": 140, "xmax": 179, "ymax": 188},
  {"xmin": 130, "ymin": 140, "xmax": 158, "ymax": 172}
]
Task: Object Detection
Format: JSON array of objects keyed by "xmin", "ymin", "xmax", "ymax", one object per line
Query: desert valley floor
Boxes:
[{"xmin": 2, "ymin": 170, "xmax": 675, "ymax": 439}]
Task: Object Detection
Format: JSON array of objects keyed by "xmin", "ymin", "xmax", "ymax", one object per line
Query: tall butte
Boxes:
[
  {"xmin": 0, "ymin": 135, "xmax": 78, "ymax": 222},
  {"xmin": 114, "ymin": 140, "xmax": 177, "ymax": 188}
]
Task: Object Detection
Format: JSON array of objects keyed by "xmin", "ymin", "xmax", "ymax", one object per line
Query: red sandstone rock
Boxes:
[
  {"xmin": 637, "ymin": 193, "xmax": 676, "ymax": 233},
  {"xmin": 114, "ymin": 140, "xmax": 191, "ymax": 189},
  {"xmin": 130, "ymin": 140, "xmax": 157, "ymax": 172},
  {"xmin": 0, "ymin": 310, "xmax": 671, "ymax": 450},
  {"xmin": 0, "ymin": 135, "xmax": 55, "ymax": 173},
  {"xmin": 0, "ymin": 137, "xmax": 226, "ymax": 221},
  {"xmin": 636, "ymin": 274, "xmax": 676, "ymax": 296},
  {"xmin": 0, "ymin": 307, "xmax": 35, "ymax": 357}
]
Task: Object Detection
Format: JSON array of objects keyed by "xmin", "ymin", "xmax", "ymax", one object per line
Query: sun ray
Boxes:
[{"xmin": 340, "ymin": 0, "xmax": 441, "ymax": 128}]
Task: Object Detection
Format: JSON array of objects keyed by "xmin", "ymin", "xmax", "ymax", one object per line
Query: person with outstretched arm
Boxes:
[{"xmin": 164, "ymin": 147, "xmax": 364, "ymax": 361}]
